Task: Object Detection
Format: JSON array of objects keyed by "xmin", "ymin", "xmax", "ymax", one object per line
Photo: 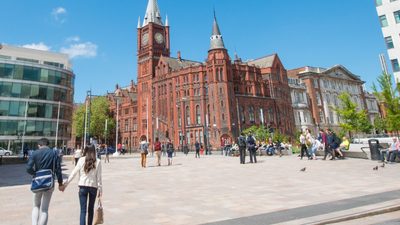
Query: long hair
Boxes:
[{"xmin": 83, "ymin": 145, "xmax": 96, "ymax": 174}]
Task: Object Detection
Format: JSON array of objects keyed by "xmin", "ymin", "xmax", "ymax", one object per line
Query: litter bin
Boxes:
[{"xmin": 368, "ymin": 139, "xmax": 381, "ymax": 161}]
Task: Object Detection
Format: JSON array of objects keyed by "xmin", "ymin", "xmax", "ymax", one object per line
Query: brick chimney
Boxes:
[{"xmin": 177, "ymin": 51, "xmax": 181, "ymax": 61}]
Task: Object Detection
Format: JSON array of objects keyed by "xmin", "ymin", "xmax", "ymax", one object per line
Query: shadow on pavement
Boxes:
[{"xmin": 0, "ymin": 163, "xmax": 70, "ymax": 188}]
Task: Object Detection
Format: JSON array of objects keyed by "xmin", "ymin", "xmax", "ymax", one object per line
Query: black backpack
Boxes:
[
  {"xmin": 238, "ymin": 136, "xmax": 246, "ymax": 147},
  {"xmin": 247, "ymin": 136, "xmax": 255, "ymax": 148}
]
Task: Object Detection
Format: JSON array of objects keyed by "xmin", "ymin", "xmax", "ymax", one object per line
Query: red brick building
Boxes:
[
  {"xmin": 136, "ymin": 0, "xmax": 294, "ymax": 149},
  {"xmin": 108, "ymin": 81, "xmax": 139, "ymax": 151}
]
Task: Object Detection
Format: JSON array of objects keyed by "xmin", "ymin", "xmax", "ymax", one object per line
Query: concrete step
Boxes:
[{"xmin": 281, "ymin": 199, "xmax": 400, "ymax": 225}]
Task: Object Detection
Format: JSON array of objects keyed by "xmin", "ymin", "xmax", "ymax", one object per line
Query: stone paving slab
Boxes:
[{"xmin": 0, "ymin": 154, "xmax": 399, "ymax": 225}]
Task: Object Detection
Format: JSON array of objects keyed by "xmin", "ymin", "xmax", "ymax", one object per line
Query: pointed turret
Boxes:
[
  {"xmin": 137, "ymin": 16, "xmax": 141, "ymax": 29},
  {"xmin": 165, "ymin": 15, "xmax": 169, "ymax": 26},
  {"xmin": 209, "ymin": 11, "xmax": 225, "ymax": 51},
  {"xmin": 143, "ymin": 0, "xmax": 163, "ymax": 26}
]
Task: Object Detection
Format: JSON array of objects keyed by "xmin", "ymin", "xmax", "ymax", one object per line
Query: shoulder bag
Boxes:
[{"xmin": 30, "ymin": 150, "xmax": 57, "ymax": 193}]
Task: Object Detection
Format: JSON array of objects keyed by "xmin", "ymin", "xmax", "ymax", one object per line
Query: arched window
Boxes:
[
  {"xmin": 186, "ymin": 106, "xmax": 190, "ymax": 125},
  {"xmin": 196, "ymin": 105, "xmax": 201, "ymax": 124},
  {"xmin": 178, "ymin": 107, "xmax": 181, "ymax": 127},
  {"xmin": 249, "ymin": 106, "xmax": 255, "ymax": 122},
  {"xmin": 207, "ymin": 104, "xmax": 210, "ymax": 125},
  {"xmin": 219, "ymin": 68, "xmax": 223, "ymax": 81},
  {"xmin": 240, "ymin": 106, "xmax": 245, "ymax": 123}
]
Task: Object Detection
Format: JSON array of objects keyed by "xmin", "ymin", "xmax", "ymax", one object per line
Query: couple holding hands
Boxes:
[{"xmin": 27, "ymin": 138, "xmax": 102, "ymax": 225}]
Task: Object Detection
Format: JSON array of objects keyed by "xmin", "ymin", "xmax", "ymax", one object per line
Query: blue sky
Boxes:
[{"xmin": 0, "ymin": 0, "xmax": 387, "ymax": 102}]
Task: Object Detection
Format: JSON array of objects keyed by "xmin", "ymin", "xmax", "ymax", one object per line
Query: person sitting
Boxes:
[
  {"xmin": 310, "ymin": 138, "xmax": 322, "ymax": 160},
  {"xmin": 339, "ymin": 137, "xmax": 350, "ymax": 151},
  {"xmin": 230, "ymin": 143, "xmax": 239, "ymax": 156},
  {"xmin": 266, "ymin": 138, "xmax": 275, "ymax": 156},
  {"xmin": 381, "ymin": 137, "xmax": 399, "ymax": 163}
]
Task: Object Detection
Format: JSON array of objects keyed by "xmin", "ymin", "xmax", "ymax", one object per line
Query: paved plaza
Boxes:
[{"xmin": 0, "ymin": 153, "xmax": 399, "ymax": 225}]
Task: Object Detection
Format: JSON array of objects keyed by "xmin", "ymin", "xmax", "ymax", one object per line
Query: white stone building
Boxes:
[{"xmin": 375, "ymin": 0, "xmax": 400, "ymax": 82}]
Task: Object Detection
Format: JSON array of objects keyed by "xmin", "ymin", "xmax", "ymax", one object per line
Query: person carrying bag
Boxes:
[
  {"xmin": 26, "ymin": 138, "xmax": 64, "ymax": 225},
  {"xmin": 93, "ymin": 198, "xmax": 104, "ymax": 225},
  {"xmin": 60, "ymin": 145, "xmax": 103, "ymax": 225}
]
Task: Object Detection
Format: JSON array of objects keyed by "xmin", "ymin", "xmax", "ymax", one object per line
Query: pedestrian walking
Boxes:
[
  {"xmin": 195, "ymin": 141, "xmax": 201, "ymax": 158},
  {"xmin": 140, "ymin": 139, "xmax": 149, "ymax": 168},
  {"xmin": 247, "ymin": 133, "xmax": 257, "ymax": 163},
  {"xmin": 299, "ymin": 131, "xmax": 310, "ymax": 160},
  {"xmin": 154, "ymin": 137, "xmax": 162, "ymax": 166},
  {"xmin": 237, "ymin": 132, "xmax": 247, "ymax": 164},
  {"xmin": 104, "ymin": 144, "xmax": 110, "ymax": 163},
  {"xmin": 167, "ymin": 139, "xmax": 174, "ymax": 166},
  {"xmin": 60, "ymin": 145, "xmax": 102, "ymax": 225},
  {"xmin": 26, "ymin": 138, "xmax": 63, "ymax": 225},
  {"xmin": 74, "ymin": 147, "xmax": 82, "ymax": 165},
  {"xmin": 305, "ymin": 129, "xmax": 315, "ymax": 160}
]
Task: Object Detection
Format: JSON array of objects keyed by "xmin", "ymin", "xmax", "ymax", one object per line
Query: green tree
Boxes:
[
  {"xmin": 333, "ymin": 93, "xmax": 372, "ymax": 138},
  {"xmin": 242, "ymin": 125, "xmax": 270, "ymax": 142},
  {"xmin": 73, "ymin": 96, "xmax": 115, "ymax": 142},
  {"xmin": 373, "ymin": 73, "xmax": 400, "ymax": 136},
  {"xmin": 373, "ymin": 117, "xmax": 387, "ymax": 134}
]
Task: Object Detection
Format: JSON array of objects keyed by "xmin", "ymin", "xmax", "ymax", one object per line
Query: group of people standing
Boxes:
[
  {"xmin": 237, "ymin": 132, "xmax": 258, "ymax": 164},
  {"xmin": 299, "ymin": 128, "xmax": 349, "ymax": 160},
  {"xmin": 27, "ymin": 138, "xmax": 102, "ymax": 225},
  {"xmin": 139, "ymin": 137, "xmax": 175, "ymax": 168}
]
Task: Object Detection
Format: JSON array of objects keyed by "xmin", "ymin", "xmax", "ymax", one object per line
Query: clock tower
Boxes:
[{"xmin": 137, "ymin": 0, "xmax": 170, "ymax": 142}]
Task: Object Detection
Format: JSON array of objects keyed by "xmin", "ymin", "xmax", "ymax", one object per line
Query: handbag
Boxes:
[
  {"xmin": 30, "ymin": 150, "xmax": 57, "ymax": 193},
  {"xmin": 93, "ymin": 198, "xmax": 104, "ymax": 225}
]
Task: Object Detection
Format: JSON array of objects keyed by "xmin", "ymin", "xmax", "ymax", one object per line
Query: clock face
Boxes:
[
  {"xmin": 142, "ymin": 33, "xmax": 149, "ymax": 46},
  {"xmin": 155, "ymin": 32, "xmax": 164, "ymax": 44}
]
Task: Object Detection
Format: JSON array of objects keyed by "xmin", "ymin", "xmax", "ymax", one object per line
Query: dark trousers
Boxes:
[
  {"xmin": 323, "ymin": 145, "xmax": 332, "ymax": 160},
  {"xmin": 79, "ymin": 186, "xmax": 97, "ymax": 225},
  {"xmin": 383, "ymin": 150, "xmax": 399, "ymax": 162},
  {"xmin": 195, "ymin": 149, "xmax": 200, "ymax": 158},
  {"xmin": 300, "ymin": 144, "xmax": 310, "ymax": 159},
  {"xmin": 239, "ymin": 147, "xmax": 246, "ymax": 164},
  {"xmin": 249, "ymin": 149, "xmax": 257, "ymax": 163}
]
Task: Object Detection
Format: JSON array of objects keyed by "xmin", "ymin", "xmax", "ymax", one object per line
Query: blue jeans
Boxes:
[{"xmin": 79, "ymin": 186, "xmax": 97, "ymax": 225}]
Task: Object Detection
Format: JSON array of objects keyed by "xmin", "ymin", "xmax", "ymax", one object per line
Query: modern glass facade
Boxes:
[{"xmin": 0, "ymin": 58, "xmax": 74, "ymax": 154}]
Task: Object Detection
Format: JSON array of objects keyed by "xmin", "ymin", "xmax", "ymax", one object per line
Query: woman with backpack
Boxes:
[
  {"xmin": 60, "ymin": 145, "xmax": 102, "ymax": 225},
  {"xmin": 140, "ymin": 138, "xmax": 149, "ymax": 168}
]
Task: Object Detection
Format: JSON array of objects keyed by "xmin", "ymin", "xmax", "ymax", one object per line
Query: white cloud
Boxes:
[
  {"xmin": 66, "ymin": 36, "xmax": 80, "ymax": 43},
  {"xmin": 60, "ymin": 42, "xmax": 98, "ymax": 59},
  {"xmin": 52, "ymin": 7, "xmax": 67, "ymax": 23},
  {"xmin": 22, "ymin": 42, "xmax": 51, "ymax": 51}
]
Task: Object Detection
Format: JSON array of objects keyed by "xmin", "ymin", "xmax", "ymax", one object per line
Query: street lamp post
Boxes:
[{"xmin": 114, "ymin": 90, "xmax": 123, "ymax": 156}]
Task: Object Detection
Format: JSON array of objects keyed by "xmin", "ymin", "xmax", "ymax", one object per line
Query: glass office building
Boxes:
[{"xmin": 0, "ymin": 44, "xmax": 74, "ymax": 154}]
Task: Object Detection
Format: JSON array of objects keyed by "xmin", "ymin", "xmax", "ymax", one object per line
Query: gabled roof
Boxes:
[
  {"xmin": 247, "ymin": 54, "xmax": 277, "ymax": 68},
  {"xmin": 162, "ymin": 57, "xmax": 202, "ymax": 71},
  {"xmin": 323, "ymin": 65, "xmax": 361, "ymax": 81}
]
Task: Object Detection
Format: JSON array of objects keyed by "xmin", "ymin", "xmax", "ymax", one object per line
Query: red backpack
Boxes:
[{"xmin": 155, "ymin": 142, "xmax": 162, "ymax": 151}]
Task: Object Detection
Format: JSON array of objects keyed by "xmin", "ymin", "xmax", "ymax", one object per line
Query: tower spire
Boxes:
[
  {"xmin": 165, "ymin": 14, "xmax": 169, "ymax": 26},
  {"xmin": 137, "ymin": 16, "xmax": 141, "ymax": 28},
  {"xmin": 143, "ymin": 0, "xmax": 163, "ymax": 26},
  {"xmin": 209, "ymin": 10, "xmax": 225, "ymax": 51}
]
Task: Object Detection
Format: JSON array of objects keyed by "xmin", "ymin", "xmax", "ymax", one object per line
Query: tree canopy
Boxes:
[
  {"xmin": 333, "ymin": 92, "xmax": 372, "ymax": 138},
  {"xmin": 73, "ymin": 96, "xmax": 115, "ymax": 142},
  {"xmin": 373, "ymin": 73, "xmax": 400, "ymax": 136}
]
